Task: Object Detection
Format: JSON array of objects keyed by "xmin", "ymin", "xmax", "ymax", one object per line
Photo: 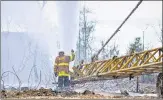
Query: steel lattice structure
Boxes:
[{"xmin": 71, "ymin": 47, "xmax": 163, "ymax": 84}]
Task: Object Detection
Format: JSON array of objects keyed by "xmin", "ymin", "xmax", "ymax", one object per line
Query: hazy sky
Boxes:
[
  {"xmin": 84, "ymin": 1, "xmax": 162, "ymax": 55},
  {"xmin": 1, "ymin": 1, "xmax": 162, "ymax": 56},
  {"xmin": 43, "ymin": 1, "xmax": 162, "ymax": 56}
]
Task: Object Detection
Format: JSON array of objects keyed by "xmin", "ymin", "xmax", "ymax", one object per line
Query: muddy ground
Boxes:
[{"xmin": 1, "ymin": 88, "xmax": 158, "ymax": 99}]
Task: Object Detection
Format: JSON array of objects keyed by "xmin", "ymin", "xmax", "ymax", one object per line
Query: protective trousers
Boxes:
[{"xmin": 58, "ymin": 76, "xmax": 70, "ymax": 90}]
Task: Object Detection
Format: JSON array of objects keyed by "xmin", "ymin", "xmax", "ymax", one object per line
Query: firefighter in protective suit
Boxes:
[{"xmin": 54, "ymin": 49, "xmax": 75, "ymax": 91}]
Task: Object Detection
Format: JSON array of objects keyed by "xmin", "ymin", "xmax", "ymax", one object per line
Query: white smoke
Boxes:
[
  {"xmin": 1, "ymin": 1, "xmax": 80, "ymax": 86},
  {"xmin": 1, "ymin": 1, "xmax": 57, "ymax": 87},
  {"xmin": 55, "ymin": 1, "xmax": 79, "ymax": 54}
]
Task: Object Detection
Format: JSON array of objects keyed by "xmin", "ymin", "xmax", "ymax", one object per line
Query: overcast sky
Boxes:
[
  {"xmin": 42, "ymin": 1, "xmax": 162, "ymax": 56},
  {"xmin": 83, "ymin": 1, "xmax": 162, "ymax": 55},
  {"xmin": 1, "ymin": 1, "xmax": 162, "ymax": 56}
]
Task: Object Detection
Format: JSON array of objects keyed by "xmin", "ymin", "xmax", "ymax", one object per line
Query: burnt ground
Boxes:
[{"xmin": 1, "ymin": 88, "xmax": 158, "ymax": 99}]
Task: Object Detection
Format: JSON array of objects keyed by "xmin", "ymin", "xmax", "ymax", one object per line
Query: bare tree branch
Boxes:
[
  {"xmin": 35, "ymin": 70, "xmax": 42, "ymax": 89},
  {"xmin": 151, "ymin": 25, "xmax": 162, "ymax": 43},
  {"xmin": 1, "ymin": 70, "xmax": 21, "ymax": 91},
  {"xmin": 28, "ymin": 65, "xmax": 36, "ymax": 89},
  {"xmin": 1, "ymin": 79, "xmax": 5, "ymax": 90},
  {"xmin": 6, "ymin": 16, "xmax": 12, "ymax": 33},
  {"xmin": 37, "ymin": 1, "xmax": 47, "ymax": 12},
  {"xmin": 12, "ymin": 66, "xmax": 22, "ymax": 91}
]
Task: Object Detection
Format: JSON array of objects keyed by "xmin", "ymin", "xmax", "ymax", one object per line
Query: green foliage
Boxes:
[{"xmin": 128, "ymin": 37, "xmax": 143, "ymax": 54}]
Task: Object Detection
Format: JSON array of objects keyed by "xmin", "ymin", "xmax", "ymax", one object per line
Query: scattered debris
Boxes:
[
  {"xmin": 82, "ymin": 90, "xmax": 95, "ymax": 95},
  {"xmin": 120, "ymin": 90, "xmax": 129, "ymax": 96},
  {"xmin": 139, "ymin": 89, "xmax": 144, "ymax": 94},
  {"xmin": 6, "ymin": 86, "xmax": 17, "ymax": 91},
  {"xmin": 143, "ymin": 86, "xmax": 156, "ymax": 94},
  {"xmin": 1, "ymin": 90, "xmax": 7, "ymax": 98},
  {"xmin": 21, "ymin": 87, "xmax": 29, "ymax": 91},
  {"xmin": 60, "ymin": 91, "xmax": 78, "ymax": 97},
  {"xmin": 1, "ymin": 87, "xmax": 158, "ymax": 99}
]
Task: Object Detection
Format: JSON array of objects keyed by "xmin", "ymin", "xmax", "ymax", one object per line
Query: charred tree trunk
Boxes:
[{"xmin": 156, "ymin": 73, "xmax": 163, "ymax": 98}]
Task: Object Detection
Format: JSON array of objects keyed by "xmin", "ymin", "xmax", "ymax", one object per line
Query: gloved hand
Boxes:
[{"xmin": 55, "ymin": 73, "xmax": 58, "ymax": 77}]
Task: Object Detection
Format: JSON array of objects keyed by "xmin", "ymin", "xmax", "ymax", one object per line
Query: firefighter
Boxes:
[
  {"xmin": 74, "ymin": 60, "xmax": 84, "ymax": 76},
  {"xmin": 54, "ymin": 49, "xmax": 75, "ymax": 91},
  {"xmin": 77, "ymin": 60, "xmax": 84, "ymax": 70}
]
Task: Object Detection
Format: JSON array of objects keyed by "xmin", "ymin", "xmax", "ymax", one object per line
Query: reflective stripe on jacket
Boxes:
[
  {"xmin": 54, "ymin": 53, "xmax": 75, "ymax": 76},
  {"xmin": 58, "ymin": 71, "xmax": 69, "ymax": 76}
]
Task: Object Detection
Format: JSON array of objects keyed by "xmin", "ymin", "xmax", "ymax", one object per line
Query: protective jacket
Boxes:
[{"xmin": 54, "ymin": 53, "xmax": 75, "ymax": 76}]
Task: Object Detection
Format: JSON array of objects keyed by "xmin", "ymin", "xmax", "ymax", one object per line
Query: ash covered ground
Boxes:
[{"xmin": 1, "ymin": 77, "xmax": 158, "ymax": 99}]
